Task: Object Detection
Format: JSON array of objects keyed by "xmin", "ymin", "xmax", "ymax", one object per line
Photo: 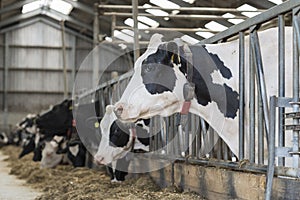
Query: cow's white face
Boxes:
[
  {"xmin": 94, "ymin": 105, "xmax": 150, "ymax": 165},
  {"xmin": 94, "ymin": 105, "xmax": 131, "ymax": 165},
  {"xmin": 115, "ymin": 34, "xmax": 187, "ymax": 122},
  {"xmin": 40, "ymin": 136, "xmax": 64, "ymax": 168}
]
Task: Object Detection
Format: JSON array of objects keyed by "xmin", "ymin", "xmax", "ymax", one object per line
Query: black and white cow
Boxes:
[
  {"xmin": 0, "ymin": 132, "xmax": 9, "ymax": 147},
  {"xmin": 94, "ymin": 105, "xmax": 150, "ymax": 182},
  {"xmin": 113, "ymin": 27, "xmax": 295, "ymax": 161}
]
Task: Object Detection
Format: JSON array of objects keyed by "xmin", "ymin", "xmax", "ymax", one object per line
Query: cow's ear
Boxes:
[{"xmin": 167, "ymin": 42, "xmax": 180, "ymax": 65}]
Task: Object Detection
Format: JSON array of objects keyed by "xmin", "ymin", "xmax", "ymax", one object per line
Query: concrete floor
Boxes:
[{"xmin": 0, "ymin": 151, "xmax": 42, "ymax": 200}]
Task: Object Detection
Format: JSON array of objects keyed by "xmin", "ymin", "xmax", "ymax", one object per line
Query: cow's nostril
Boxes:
[{"xmin": 115, "ymin": 106, "xmax": 123, "ymax": 117}]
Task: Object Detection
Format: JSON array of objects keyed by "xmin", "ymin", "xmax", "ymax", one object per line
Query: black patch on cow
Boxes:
[
  {"xmin": 36, "ymin": 99, "xmax": 73, "ymax": 136},
  {"xmin": 107, "ymin": 156, "xmax": 130, "ymax": 181},
  {"xmin": 178, "ymin": 44, "xmax": 239, "ymax": 118},
  {"xmin": 135, "ymin": 125, "xmax": 150, "ymax": 146},
  {"xmin": 141, "ymin": 43, "xmax": 177, "ymax": 94},
  {"xmin": 109, "ymin": 121, "xmax": 129, "ymax": 147},
  {"xmin": 202, "ymin": 46, "xmax": 232, "ymax": 79},
  {"xmin": 67, "ymin": 141, "xmax": 86, "ymax": 167},
  {"xmin": 19, "ymin": 135, "xmax": 35, "ymax": 158}
]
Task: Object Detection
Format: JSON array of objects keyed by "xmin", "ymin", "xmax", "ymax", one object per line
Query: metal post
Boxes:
[
  {"xmin": 278, "ymin": 15, "xmax": 285, "ymax": 166},
  {"xmin": 3, "ymin": 32, "xmax": 9, "ymax": 128},
  {"xmin": 132, "ymin": 0, "xmax": 140, "ymax": 62},
  {"xmin": 292, "ymin": 8, "xmax": 300, "ymax": 168},
  {"xmin": 258, "ymin": 86, "xmax": 264, "ymax": 165},
  {"xmin": 249, "ymin": 32, "xmax": 255, "ymax": 163},
  {"xmin": 251, "ymin": 29, "xmax": 270, "ymax": 138},
  {"xmin": 93, "ymin": 3, "xmax": 99, "ymax": 88},
  {"xmin": 111, "ymin": 15, "xmax": 116, "ymax": 40},
  {"xmin": 265, "ymin": 96, "xmax": 276, "ymax": 200},
  {"xmin": 70, "ymin": 36, "xmax": 76, "ymax": 92},
  {"xmin": 60, "ymin": 20, "xmax": 68, "ymax": 99},
  {"xmin": 239, "ymin": 32, "xmax": 245, "ymax": 160}
]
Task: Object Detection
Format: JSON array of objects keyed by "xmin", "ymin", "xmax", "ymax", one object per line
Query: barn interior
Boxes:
[{"xmin": 1, "ymin": 0, "xmax": 300, "ymax": 200}]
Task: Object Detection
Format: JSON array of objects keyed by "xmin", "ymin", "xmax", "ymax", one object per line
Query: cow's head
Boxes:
[
  {"xmin": 115, "ymin": 34, "xmax": 239, "ymax": 124},
  {"xmin": 40, "ymin": 135, "xmax": 66, "ymax": 168},
  {"xmin": 115, "ymin": 34, "xmax": 186, "ymax": 122},
  {"xmin": 94, "ymin": 105, "xmax": 149, "ymax": 165}
]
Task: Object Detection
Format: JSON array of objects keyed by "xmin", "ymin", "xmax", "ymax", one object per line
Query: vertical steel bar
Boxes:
[
  {"xmin": 111, "ymin": 15, "xmax": 116, "ymax": 40},
  {"xmin": 249, "ymin": 32, "xmax": 256, "ymax": 163},
  {"xmin": 185, "ymin": 114, "xmax": 190, "ymax": 156},
  {"xmin": 278, "ymin": 15, "xmax": 285, "ymax": 166},
  {"xmin": 70, "ymin": 36, "xmax": 76, "ymax": 91},
  {"xmin": 251, "ymin": 30, "xmax": 270, "ymax": 138},
  {"xmin": 292, "ymin": 9, "xmax": 300, "ymax": 168},
  {"xmin": 239, "ymin": 32, "xmax": 245, "ymax": 160},
  {"xmin": 258, "ymin": 86, "xmax": 264, "ymax": 165},
  {"xmin": 3, "ymin": 32, "xmax": 9, "ymax": 128},
  {"xmin": 60, "ymin": 20, "xmax": 68, "ymax": 99},
  {"xmin": 132, "ymin": 0, "xmax": 140, "ymax": 62},
  {"xmin": 223, "ymin": 141, "xmax": 228, "ymax": 161},
  {"xmin": 92, "ymin": 4, "xmax": 100, "ymax": 89},
  {"xmin": 265, "ymin": 96, "xmax": 276, "ymax": 200},
  {"xmin": 191, "ymin": 115, "xmax": 197, "ymax": 157}
]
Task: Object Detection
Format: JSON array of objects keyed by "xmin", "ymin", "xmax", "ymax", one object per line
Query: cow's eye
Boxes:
[{"xmin": 144, "ymin": 65, "xmax": 154, "ymax": 73}]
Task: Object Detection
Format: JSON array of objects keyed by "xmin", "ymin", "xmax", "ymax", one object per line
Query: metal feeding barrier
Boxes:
[{"xmin": 77, "ymin": 0, "xmax": 300, "ymax": 199}]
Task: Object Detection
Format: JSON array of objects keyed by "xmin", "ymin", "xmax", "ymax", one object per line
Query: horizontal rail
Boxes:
[
  {"xmin": 77, "ymin": 70, "xmax": 134, "ymax": 99},
  {"xmin": 103, "ymin": 12, "xmax": 247, "ymax": 19},
  {"xmin": 98, "ymin": 5, "xmax": 266, "ymax": 13},
  {"xmin": 201, "ymin": 0, "xmax": 300, "ymax": 44}
]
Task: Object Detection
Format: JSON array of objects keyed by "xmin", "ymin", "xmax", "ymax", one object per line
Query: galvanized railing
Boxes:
[{"xmin": 77, "ymin": 0, "xmax": 300, "ymax": 198}]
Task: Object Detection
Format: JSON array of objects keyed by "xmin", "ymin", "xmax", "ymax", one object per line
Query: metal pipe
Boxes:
[
  {"xmin": 201, "ymin": 0, "xmax": 300, "ymax": 44},
  {"xmin": 102, "ymin": 12, "xmax": 247, "ymax": 19},
  {"xmin": 239, "ymin": 32, "xmax": 245, "ymax": 160},
  {"xmin": 292, "ymin": 8, "xmax": 300, "ymax": 168},
  {"xmin": 111, "ymin": 15, "xmax": 116, "ymax": 40},
  {"xmin": 98, "ymin": 4, "xmax": 265, "ymax": 13},
  {"xmin": 265, "ymin": 96, "xmax": 276, "ymax": 200},
  {"xmin": 251, "ymin": 29, "xmax": 270, "ymax": 138},
  {"xmin": 114, "ymin": 25, "xmax": 219, "ymax": 33},
  {"xmin": 249, "ymin": 32, "xmax": 255, "ymax": 163},
  {"xmin": 132, "ymin": 0, "xmax": 140, "ymax": 62},
  {"xmin": 92, "ymin": 3, "xmax": 100, "ymax": 89},
  {"xmin": 60, "ymin": 20, "xmax": 68, "ymax": 99},
  {"xmin": 3, "ymin": 33, "xmax": 9, "ymax": 128},
  {"xmin": 258, "ymin": 85, "xmax": 264, "ymax": 165},
  {"xmin": 278, "ymin": 15, "xmax": 285, "ymax": 166},
  {"xmin": 70, "ymin": 36, "xmax": 76, "ymax": 93}
]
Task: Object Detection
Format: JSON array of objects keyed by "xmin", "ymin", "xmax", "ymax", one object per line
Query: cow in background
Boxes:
[{"xmin": 94, "ymin": 105, "xmax": 150, "ymax": 182}]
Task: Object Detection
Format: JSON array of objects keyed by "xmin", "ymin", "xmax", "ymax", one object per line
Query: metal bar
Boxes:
[
  {"xmin": 70, "ymin": 36, "xmax": 76, "ymax": 91},
  {"xmin": 201, "ymin": 0, "xmax": 300, "ymax": 44},
  {"xmin": 249, "ymin": 32, "xmax": 255, "ymax": 163},
  {"xmin": 102, "ymin": 12, "xmax": 247, "ymax": 19},
  {"xmin": 132, "ymin": 0, "xmax": 140, "ymax": 62},
  {"xmin": 98, "ymin": 5, "xmax": 265, "ymax": 13},
  {"xmin": 278, "ymin": 15, "xmax": 285, "ymax": 166},
  {"xmin": 3, "ymin": 32, "xmax": 9, "ymax": 128},
  {"xmin": 265, "ymin": 96, "xmax": 276, "ymax": 200},
  {"xmin": 191, "ymin": 115, "xmax": 197, "ymax": 158},
  {"xmin": 111, "ymin": 15, "xmax": 116, "ymax": 40},
  {"xmin": 114, "ymin": 26, "xmax": 219, "ymax": 33},
  {"xmin": 258, "ymin": 85, "xmax": 264, "ymax": 165},
  {"xmin": 60, "ymin": 21, "xmax": 68, "ymax": 99},
  {"xmin": 292, "ymin": 8, "xmax": 300, "ymax": 168},
  {"xmin": 92, "ymin": 3, "xmax": 100, "ymax": 89},
  {"xmin": 239, "ymin": 32, "xmax": 245, "ymax": 160},
  {"xmin": 251, "ymin": 29, "xmax": 270, "ymax": 138}
]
